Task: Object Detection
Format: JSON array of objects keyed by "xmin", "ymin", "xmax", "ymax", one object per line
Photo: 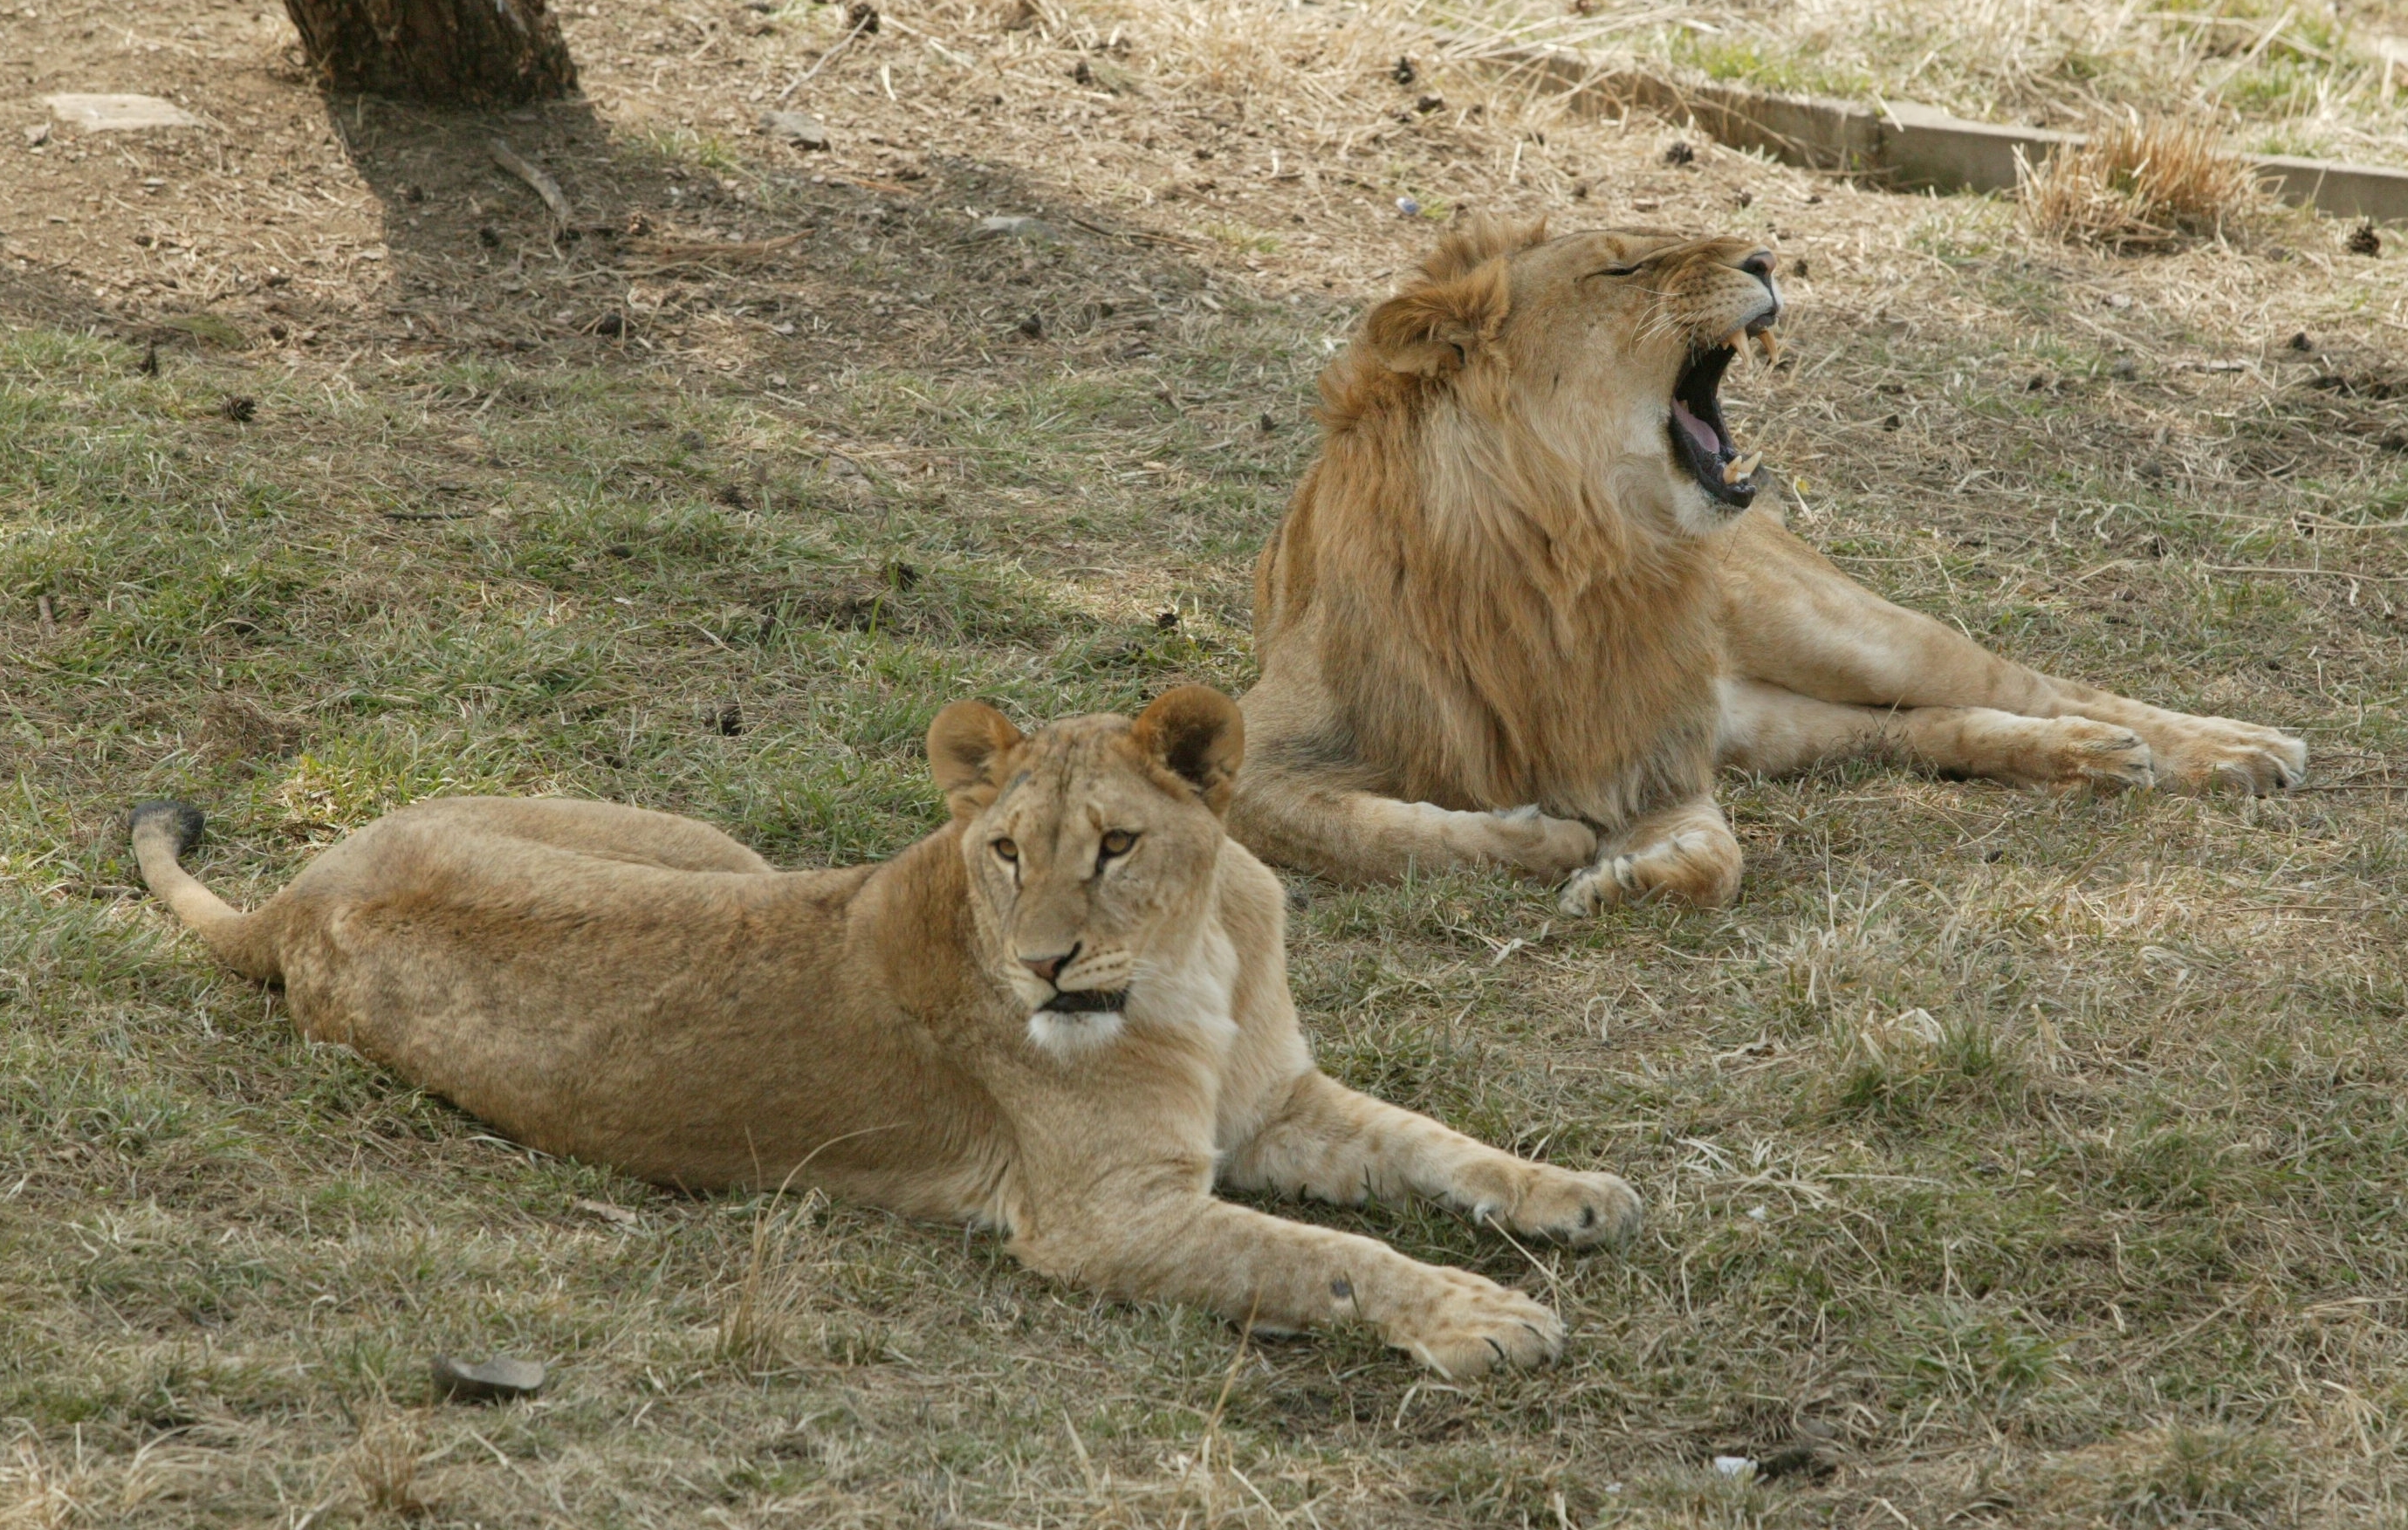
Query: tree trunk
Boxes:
[{"xmin": 283, "ymin": 0, "xmax": 578, "ymax": 107}]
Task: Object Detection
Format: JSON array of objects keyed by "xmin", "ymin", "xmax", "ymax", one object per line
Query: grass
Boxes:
[{"xmin": 4, "ymin": 0, "xmax": 2408, "ymax": 1524}]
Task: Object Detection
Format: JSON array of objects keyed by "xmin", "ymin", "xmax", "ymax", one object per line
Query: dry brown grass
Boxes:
[{"xmin": 2020, "ymin": 116, "xmax": 2275, "ymax": 251}]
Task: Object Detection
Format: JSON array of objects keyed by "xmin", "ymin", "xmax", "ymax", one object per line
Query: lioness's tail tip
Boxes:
[{"xmin": 128, "ymin": 799, "xmax": 207, "ymax": 859}]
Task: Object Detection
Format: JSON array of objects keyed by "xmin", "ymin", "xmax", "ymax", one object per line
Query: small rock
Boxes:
[
  {"xmin": 978, "ymin": 214, "xmax": 1060, "ymax": 244},
  {"xmin": 1395, "ymin": 196, "xmax": 1421, "ymax": 217},
  {"xmin": 477, "ymin": 225, "xmax": 501, "ymax": 249},
  {"xmin": 2110, "ymin": 357, "xmax": 2138, "ymax": 381},
  {"xmin": 1570, "ymin": 181, "xmax": 1590, "ymax": 201},
  {"xmin": 1790, "ymin": 257, "xmax": 1808, "ymax": 277},
  {"xmin": 1391, "ymin": 55, "xmax": 1417, "ymax": 86},
  {"xmin": 1413, "ymin": 93, "xmax": 1444, "ymax": 114},
  {"xmin": 1712, "ymin": 1456, "xmax": 1755, "ymax": 1479},
  {"xmin": 430, "ymin": 1355, "xmax": 545, "ymax": 1403},
  {"xmin": 402, "ymin": 182, "xmax": 424, "ymax": 203},
  {"xmin": 2103, "ymin": 292, "xmax": 2132, "ymax": 309},
  {"xmin": 1881, "ymin": 413, "xmax": 1901, "ymax": 430},
  {"xmin": 760, "ymin": 109, "xmax": 830, "ymax": 150},
  {"xmin": 844, "ymin": 0, "xmax": 878, "ymax": 33},
  {"xmin": 218, "ymin": 395, "xmax": 257, "ymax": 422},
  {"xmin": 1258, "ymin": 410, "xmax": 1275, "ymax": 433},
  {"xmin": 1017, "ymin": 312, "xmax": 1044, "ymax": 339},
  {"xmin": 1734, "ymin": 188, "xmax": 1753, "ymax": 207},
  {"xmin": 625, "ymin": 210, "xmax": 655, "ymax": 237},
  {"xmin": 592, "ymin": 312, "xmax": 625, "ymax": 338},
  {"xmin": 2346, "ymin": 219, "xmax": 2382, "ymax": 257},
  {"xmin": 2288, "ymin": 331, "xmax": 2311, "ymax": 351},
  {"xmin": 24, "ymin": 121, "xmax": 50, "ymax": 147},
  {"xmin": 1663, "ymin": 140, "xmax": 1696, "ymax": 166}
]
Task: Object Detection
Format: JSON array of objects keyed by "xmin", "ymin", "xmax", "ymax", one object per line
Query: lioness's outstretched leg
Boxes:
[
  {"xmin": 1012, "ymin": 1188, "xmax": 1564, "ymax": 1379},
  {"xmin": 1719, "ymin": 681, "xmax": 2158, "ymax": 790},
  {"xmin": 1222, "ymin": 1071, "xmax": 1642, "ymax": 1245},
  {"xmin": 1720, "ymin": 511, "xmax": 2307, "ymax": 792}
]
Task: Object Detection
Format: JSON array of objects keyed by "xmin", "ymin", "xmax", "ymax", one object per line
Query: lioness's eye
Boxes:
[
  {"xmin": 1099, "ymin": 830, "xmax": 1137, "ymax": 858},
  {"xmin": 991, "ymin": 838, "xmax": 1019, "ymax": 861}
]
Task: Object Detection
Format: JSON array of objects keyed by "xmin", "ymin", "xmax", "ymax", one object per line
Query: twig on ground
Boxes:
[
  {"xmin": 778, "ymin": 12, "xmax": 874, "ymax": 102},
  {"xmin": 490, "ymin": 139, "xmax": 572, "ymax": 225}
]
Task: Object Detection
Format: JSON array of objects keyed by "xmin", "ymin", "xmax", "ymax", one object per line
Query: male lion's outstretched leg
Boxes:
[
  {"xmin": 1228, "ymin": 762, "xmax": 1595, "ymax": 886},
  {"xmin": 1222, "ymin": 1072, "xmax": 1642, "ymax": 1246},
  {"xmin": 1718, "ymin": 681, "xmax": 2157, "ymax": 790},
  {"xmin": 1720, "ymin": 512, "xmax": 2307, "ymax": 793},
  {"xmin": 1558, "ymin": 792, "xmax": 1740, "ymax": 913},
  {"xmin": 1012, "ymin": 1187, "xmax": 1564, "ymax": 1379}
]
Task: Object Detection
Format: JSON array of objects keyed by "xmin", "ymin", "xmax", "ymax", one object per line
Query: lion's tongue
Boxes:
[{"xmin": 1672, "ymin": 398, "xmax": 1723, "ymax": 458}]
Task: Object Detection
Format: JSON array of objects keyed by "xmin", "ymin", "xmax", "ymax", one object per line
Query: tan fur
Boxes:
[
  {"xmin": 129, "ymin": 689, "xmax": 1640, "ymax": 1377},
  {"xmin": 1234, "ymin": 221, "xmax": 2308, "ymax": 908}
]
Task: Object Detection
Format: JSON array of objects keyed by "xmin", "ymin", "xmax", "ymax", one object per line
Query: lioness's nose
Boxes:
[{"xmin": 1022, "ymin": 943, "xmax": 1080, "ymax": 983}]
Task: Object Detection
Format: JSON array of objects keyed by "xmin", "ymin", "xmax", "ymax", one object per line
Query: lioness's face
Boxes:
[
  {"xmin": 1506, "ymin": 230, "xmax": 1780, "ymax": 529},
  {"xmin": 926, "ymin": 688, "xmax": 1245, "ymax": 1033}
]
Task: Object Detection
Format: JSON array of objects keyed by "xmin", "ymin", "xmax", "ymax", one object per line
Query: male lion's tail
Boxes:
[{"xmin": 127, "ymin": 801, "xmax": 280, "ymax": 981}]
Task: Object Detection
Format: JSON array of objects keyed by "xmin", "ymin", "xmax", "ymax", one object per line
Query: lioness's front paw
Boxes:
[
  {"xmin": 1558, "ymin": 828, "xmax": 1741, "ymax": 914},
  {"xmin": 2025, "ymin": 717, "xmax": 2156, "ymax": 792},
  {"xmin": 1503, "ymin": 1170, "xmax": 1643, "ymax": 1249},
  {"xmin": 1383, "ymin": 1268, "xmax": 1565, "ymax": 1379},
  {"xmin": 2142, "ymin": 716, "xmax": 2308, "ymax": 795}
]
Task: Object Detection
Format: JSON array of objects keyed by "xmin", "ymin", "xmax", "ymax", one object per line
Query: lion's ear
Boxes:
[
  {"xmin": 1362, "ymin": 257, "xmax": 1511, "ymax": 379},
  {"xmin": 927, "ymin": 700, "xmax": 1024, "ymax": 818},
  {"xmin": 1131, "ymin": 686, "xmax": 1244, "ymax": 816}
]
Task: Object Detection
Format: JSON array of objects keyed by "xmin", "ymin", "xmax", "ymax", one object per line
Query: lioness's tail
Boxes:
[{"xmin": 127, "ymin": 801, "xmax": 279, "ymax": 981}]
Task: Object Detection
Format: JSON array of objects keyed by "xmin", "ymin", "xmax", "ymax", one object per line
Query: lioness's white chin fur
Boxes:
[{"xmin": 1026, "ymin": 1008, "xmax": 1127, "ymax": 1056}]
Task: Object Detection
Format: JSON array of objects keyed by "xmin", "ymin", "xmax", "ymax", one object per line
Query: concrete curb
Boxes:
[{"xmin": 1475, "ymin": 41, "xmax": 2408, "ymax": 223}]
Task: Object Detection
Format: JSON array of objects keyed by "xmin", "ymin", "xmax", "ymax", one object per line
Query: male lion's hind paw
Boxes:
[
  {"xmin": 1387, "ymin": 1271, "xmax": 1565, "ymax": 1379},
  {"xmin": 1557, "ymin": 830, "xmax": 1740, "ymax": 915},
  {"xmin": 2147, "ymin": 719, "xmax": 2308, "ymax": 796},
  {"xmin": 1505, "ymin": 1170, "xmax": 1643, "ymax": 1250}
]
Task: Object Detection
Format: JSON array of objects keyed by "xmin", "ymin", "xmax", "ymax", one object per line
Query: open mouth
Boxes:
[
  {"xmin": 1668, "ymin": 331, "xmax": 1772, "ymax": 510},
  {"xmin": 1040, "ymin": 988, "xmax": 1129, "ymax": 1014}
]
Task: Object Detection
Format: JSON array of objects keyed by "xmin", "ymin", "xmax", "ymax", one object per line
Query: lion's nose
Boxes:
[
  {"xmin": 1021, "ymin": 943, "xmax": 1080, "ymax": 983},
  {"xmin": 1739, "ymin": 250, "xmax": 1775, "ymax": 289}
]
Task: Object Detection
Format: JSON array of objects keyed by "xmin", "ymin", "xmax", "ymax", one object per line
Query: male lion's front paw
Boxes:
[
  {"xmin": 1503, "ymin": 1170, "xmax": 1643, "ymax": 1249},
  {"xmin": 1383, "ymin": 1268, "xmax": 1565, "ymax": 1379},
  {"xmin": 1485, "ymin": 806, "xmax": 1598, "ymax": 881},
  {"xmin": 1558, "ymin": 828, "xmax": 1741, "ymax": 914},
  {"xmin": 2140, "ymin": 716, "xmax": 2308, "ymax": 795}
]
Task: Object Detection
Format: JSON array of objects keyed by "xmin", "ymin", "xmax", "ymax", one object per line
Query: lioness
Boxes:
[
  {"xmin": 129, "ymin": 687, "xmax": 1639, "ymax": 1376},
  {"xmin": 1235, "ymin": 219, "xmax": 2307, "ymax": 909}
]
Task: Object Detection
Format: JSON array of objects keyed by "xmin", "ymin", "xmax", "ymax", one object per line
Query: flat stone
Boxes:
[
  {"xmin": 45, "ymin": 94, "xmax": 203, "ymax": 131},
  {"xmin": 429, "ymin": 1354, "xmax": 546, "ymax": 1403},
  {"xmin": 758, "ymin": 110, "xmax": 829, "ymax": 150}
]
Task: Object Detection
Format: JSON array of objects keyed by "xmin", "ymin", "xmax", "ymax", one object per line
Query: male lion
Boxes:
[
  {"xmin": 1234, "ymin": 219, "xmax": 2307, "ymax": 909},
  {"xmin": 129, "ymin": 687, "xmax": 1639, "ymax": 1376}
]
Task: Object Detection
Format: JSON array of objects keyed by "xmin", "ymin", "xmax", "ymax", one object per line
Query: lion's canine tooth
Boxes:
[
  {"xmin": 1756, "ymin": 328, "xmax": 1780, "ymax": 365},
  {"xmin": 1725, "ymin": 327, "xmax": 1748, "ymax": 356},
  {"xmin": 1721, "ymin": 451, "xmax": 1762, "ymax": 485}
]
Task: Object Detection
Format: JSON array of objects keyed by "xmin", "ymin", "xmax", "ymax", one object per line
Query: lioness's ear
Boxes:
[
  {"xmin": 1132, "ymin": 686, "xmax": 1244, "ymax": 816},
  {"xmin": 1363, "ymin": 257, "xmax": 1511, "ymax": 379},
  {"xmin": 927, "ymin": 700, "xmax": 1023, "ymax": 818}
]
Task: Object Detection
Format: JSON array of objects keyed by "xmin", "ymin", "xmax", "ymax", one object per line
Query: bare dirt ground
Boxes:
[{"xmin": 3, "ymin": 1, "xmax": 2407, "ymax": 1526}]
